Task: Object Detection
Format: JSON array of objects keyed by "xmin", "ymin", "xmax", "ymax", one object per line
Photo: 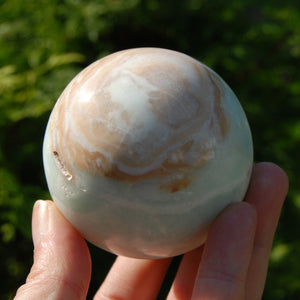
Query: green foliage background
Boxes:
[{"xmin": 1, "ymin": 0, "xmax": 299, "ymax": 299}]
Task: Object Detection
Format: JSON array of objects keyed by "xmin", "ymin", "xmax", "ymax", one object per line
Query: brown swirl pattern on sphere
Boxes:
[{"xmin": 50, "ymin": 48, "xmax": 228, "ymax": 192}]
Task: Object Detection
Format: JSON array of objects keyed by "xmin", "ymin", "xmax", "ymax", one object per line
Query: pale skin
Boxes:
[{"xmin": 14, "ymin": 162, "xmax": 289, "ymax": 300}]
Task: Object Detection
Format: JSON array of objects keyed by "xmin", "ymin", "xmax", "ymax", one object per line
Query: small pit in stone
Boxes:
[{"xmin": 53, "ymin": 151, "xmax": 73, "ymax": 181}]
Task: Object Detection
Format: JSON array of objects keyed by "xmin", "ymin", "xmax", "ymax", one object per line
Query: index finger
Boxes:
[{"xmin": 244, "ymin": 162, "xmax": 289, "ymax": 299}]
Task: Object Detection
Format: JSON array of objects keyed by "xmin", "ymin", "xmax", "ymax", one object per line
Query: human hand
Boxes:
[{"xmin": 14, "ymin": 162, "xmax": 288, "ymax": 300}]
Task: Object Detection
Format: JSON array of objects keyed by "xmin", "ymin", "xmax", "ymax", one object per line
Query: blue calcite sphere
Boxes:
[{"xmin": 43, "ymin": 48, "xmax": 253, "ymax": 259}]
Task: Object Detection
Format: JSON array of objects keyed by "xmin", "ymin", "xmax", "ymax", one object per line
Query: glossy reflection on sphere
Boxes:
[{"xmin": 43, "ymin": 48, "xmax": 253, "ymax": 259}]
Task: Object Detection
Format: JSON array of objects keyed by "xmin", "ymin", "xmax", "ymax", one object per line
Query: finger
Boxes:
[
  {"xmin": 94, "ymin": 256, "xmax": 171, "ymax": 300},
  {"xmin": 192, "ymin": 202, "xmax": 257, "ymax": 300},
  {"xmin": 14, "ymin": 200, "xmax": 91, "ymax": 300},
  {"xmin": 167, "ymin": 246, "xmax": 204, "ymax": 300},
  {"xmin": 244, "ymin": 162, "xmax": 289, "ymax": 300}
]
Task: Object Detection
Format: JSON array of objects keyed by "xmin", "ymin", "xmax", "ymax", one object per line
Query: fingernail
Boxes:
[{"xmin": 32, "ymin": 200, "xmax": 50, "ymax": 247}]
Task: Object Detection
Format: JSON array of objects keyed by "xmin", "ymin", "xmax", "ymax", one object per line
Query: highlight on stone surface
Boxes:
[{"xmin": 43, "ymin": 48, "xmax": 253, "ymax": 259}]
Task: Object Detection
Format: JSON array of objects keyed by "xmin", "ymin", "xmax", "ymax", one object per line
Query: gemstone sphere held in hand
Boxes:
[{"xmin": 43, "ymin": 48, "xmax": 253, "ymax": 259}]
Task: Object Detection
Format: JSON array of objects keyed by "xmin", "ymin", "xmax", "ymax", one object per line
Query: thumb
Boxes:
[{"xmin": 14, "ymin": 200, "xmax": 91, "ymax": 300}]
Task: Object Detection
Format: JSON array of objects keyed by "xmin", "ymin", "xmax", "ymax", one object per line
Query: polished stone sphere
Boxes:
[{"xmin": 43, "ymin": 48, "xmax": 253, "ymax": 259}]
